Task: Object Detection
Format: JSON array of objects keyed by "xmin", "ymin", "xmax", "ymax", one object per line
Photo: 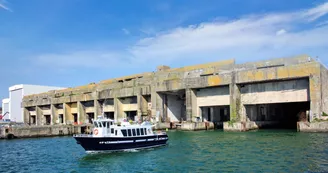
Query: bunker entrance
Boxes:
[
  {"xmin": 159, "ymin": 90, "xmax": 186, "ymax": 123},
  {"xmin": 87, "ymin": 113, "xmax": 94, "ymax": 124},
  {"xmin": 104, "ymin": 112, "xmax": 114, "ymax": 120},
  {"xmin": 44, "ymin": 115, "xmax": 51, "ymax": 125},
  {"xmin": 125, "ymin": 111, "xmax": 137, "ymax": 121},
  {"xmin": 59, "ymin": 114, "xmax": 64, "ymax": 124},
  {"xmin": 200, "ymin": 106, "xmax": 230, "ymax": 129},
  {"xmin": 245, "ymin": 102, "xmax": 310, "ymax": 129},
  {"xmin": 73, "ymin": 113, "xmax": 78, "ymax": 124},
  {"xmin": 30, "ymin": 115, "xmax": 36, "ymax": 125}
]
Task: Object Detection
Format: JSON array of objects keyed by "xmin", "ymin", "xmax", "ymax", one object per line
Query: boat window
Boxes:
[
  {"xmin": 97, "ymin": 122, "xmax": 102, "ymax": 127},
  {"xmin": 121, "ymin": 130, "xmax": 127, "ymax": 137},
  {"xmin": 140, "ymin": 128, "xmax": 144, "ymax": 135},
  {"xmin": 93, "ymin": 122, "xmax": 98, "ymax": 127},
  {"xmin": 144, "ymin": 128, "xmax": 147, "ymax": 135},
  {"xmin": 102, "ymin": 122, "xmax": 106, "ymax": 128},
  {"xmin": 132, "ymin": 129, "xmax": 136, "ymax": 136},
  {"xmin": 128, "ymin": 129, "xmax": 132, "ymax": 136},
  {"xmin": 115, "ymin": 130, "xmax": 117, "ymax": 136},
  {"xmin": 106, "ymin": 122, "xmax": 110, "ymax": 128},
  {"xmin": 137, "ymin": 129, "xmax": 140, "ymax": 136},
  {"xmin": 111, "ymin": 128, "xmax": 114, "ymax": 134}
]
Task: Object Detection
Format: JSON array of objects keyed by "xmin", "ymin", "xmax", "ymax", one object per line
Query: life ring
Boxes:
[{"xmin": 94, "ymin": 129, "xmax": 98, "ymax": 135}]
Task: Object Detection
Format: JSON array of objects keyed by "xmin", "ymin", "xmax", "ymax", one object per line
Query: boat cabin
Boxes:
[{"xmin": 92, "ymin": 117, "xmax": 154, "ymax": 138}]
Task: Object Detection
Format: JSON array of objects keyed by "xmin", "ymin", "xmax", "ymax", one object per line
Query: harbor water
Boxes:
[{"xmin": 0, "ymin": 130, "xmax": 328, "ymax": 173}]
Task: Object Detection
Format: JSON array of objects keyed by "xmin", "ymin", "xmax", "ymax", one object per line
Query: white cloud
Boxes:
[
  {"xmin": 0, "ymin": 1, "xmax": 12, "ymax": 12},
  {"xmin": 122, "ymin": 28, "xmax": 130, "ymax": 35},
  {"xmin": 276, "ymin": 29, "xmax": 287, "ymax": 36},
  {"xmin": 36, "ymin": 2, "xmax": 328, "ymax": 68}
]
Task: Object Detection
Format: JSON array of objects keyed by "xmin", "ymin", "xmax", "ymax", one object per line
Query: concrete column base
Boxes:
[
  {"xmin": 223, "ymin": 121, "xmax": 258, "ymax": 131},
  {"xmin": 153, "ymin": 122, "xmax": 171, "ymax": 130},
  {"xmin": 180, "ymin": 122, "xmax": 214, "ymax": 131},
  {"xmin": 297, "ymin": 121, "xmax": 328, "ymax": 132}
]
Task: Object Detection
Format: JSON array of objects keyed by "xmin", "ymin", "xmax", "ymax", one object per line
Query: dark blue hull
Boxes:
[{"xmin": 74, "ymin": 134, "xmax": 168, "ymax": 152}]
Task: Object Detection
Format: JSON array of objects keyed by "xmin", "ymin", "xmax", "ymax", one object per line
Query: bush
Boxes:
[{"xmin": 323, "ymin": 112, "xmax": 328, "ymax": 117}]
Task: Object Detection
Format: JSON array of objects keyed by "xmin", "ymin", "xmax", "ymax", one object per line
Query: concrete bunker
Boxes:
[
  {"xmin": 39, "ymin": 105, "xmax": 51, "ymax": 125},
  {"xmin": 125, "ymin": 111, "xmax": 137, "ymax": 121},
  {"xmin": 245, "ymin": 102, "xmax": 310, "ymax": 129},
  {"xmin": 200, "ymin": 106, "xmax": 230, "ymax": 128},
  {"xmin": 80, "ymin": 101, "xmax": 94, "ymax": 124},
  {"xmin": 99, "ymin": 99, "xmax": 115, "ymax": 119},
  {"xmin": 241, "ymin": 78, "xmax": 310, "ymax": 129},
  {"xmin": 27, "ymin": 107, "xmax": 36, "ymax": 125},
  {"xmin": 119, "ymin": 96, "xmax": 138, "ymax": 121},
  {"xmin": 196, "ymin": 86, "xmax": 230, "ymax": 128},
  {"xmin": 64, "ymin": 102, "xmax": 78, "ymax": 125},
  {"xmin": 159, "ymin": 90, "xmax": 186, "ymax": 123}
]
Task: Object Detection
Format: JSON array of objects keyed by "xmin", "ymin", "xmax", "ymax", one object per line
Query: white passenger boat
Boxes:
[{"xmin": 73, "ymin": 116, "xmax": 168, "ymax": 153}]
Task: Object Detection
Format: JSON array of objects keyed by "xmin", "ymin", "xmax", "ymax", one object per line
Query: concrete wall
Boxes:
[
  {"xmin": 120, "ymin": 97, "xmax": 138, "ymax": 111},
  {"xmin": 196, "ymin": 86, "xmax": 230, "ymax": 107},
  {"xmin": 167, "ymin": 95, "xmax": 184, "ymax": 122},
  {"xmin": 321, "ymin": 65, "xmax": 328, "ymax": 115},
  {"xmin": 241, "ymin": 79, "xmax": 309, "ymax": 105}
]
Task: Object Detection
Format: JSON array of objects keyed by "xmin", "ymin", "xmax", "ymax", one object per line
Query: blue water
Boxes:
[{"xmin": 0, "ymin": 130, "xmax": 328, "ymax": 173}]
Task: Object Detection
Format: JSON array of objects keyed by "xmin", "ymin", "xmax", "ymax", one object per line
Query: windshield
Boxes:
[{"xmin": 93, "ymin": 121, "xmax": 98, "ymax": 127}]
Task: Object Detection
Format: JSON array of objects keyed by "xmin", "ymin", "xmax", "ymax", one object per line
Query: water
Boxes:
[{"xmin": 1, "ymin": 130, "xmax": 328, "ymax": 173}]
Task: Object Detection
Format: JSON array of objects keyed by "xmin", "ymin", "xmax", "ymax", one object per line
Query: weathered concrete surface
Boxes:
[
  {"xmin": 240, "ymin": 79, "xmax": 309, "ymax": 104},
  {"xmin": 321, "ymin": 65, "xmax": 328, "ymax": 116},
  {"xmin": 180, "ymin": 122, "xmax": 214, "ymax": 131},
  {"xmin": 297, "ymin": 121, "xmax": 328, "ymax": 132},
  {"xmin": 20, "ymin": 55, "xmax": 328, "ymax": 132}
]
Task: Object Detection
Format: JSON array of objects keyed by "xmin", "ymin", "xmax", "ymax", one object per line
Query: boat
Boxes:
[{"xmin": 73, "ymin": 116, "xmax": 169, "ymax": 153}]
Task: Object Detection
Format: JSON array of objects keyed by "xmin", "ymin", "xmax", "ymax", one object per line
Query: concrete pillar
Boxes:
[
  {"xmin": 137, "ymin": 94, "xmax": 148, "ymax": 121},
  {"xmin": 157, "ymin": 93, "xmax": 164, "ymax": 122},
  {"xmin": 64, "ymin": 103, "xmax": 73, "ymax": 125},
  {"xmin": 51, "ymin": 104, "xmax": 58, "ymax": 125},
  {"xmin": 78, "ymin": 101, "xmax": 86, "ymax": 125},
  {"xmin": 309, "ymin": 74, "xmax": 322, "ymax": 121},
  {"xmin": 23, "ymin": 108, "xmax": 30, "ymax": 124},
  {"xmin": 185, "ymin": 88, "xmax": 196, "ymax": 122},
  {"xmin": 36, "ymin": 106, "xmax": 43, "ymax": 126},
  {"xmin": 229, "ymin": 83, "xmax": 246, "ymax": 122},
  {"xmin": 114, "ymin": 97, "xmax": 123, "ymax": 122},
  {"xmin": 137, "ymin": 93, "xmax": 142, "ymax": 119},
  {"xmin": 94, "ymin": 100, "xmax": 102, "ymax": 117}
]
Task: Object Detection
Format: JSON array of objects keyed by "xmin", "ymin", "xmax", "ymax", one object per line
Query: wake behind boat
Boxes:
[{"xmin": 73, "ymin": 116, "xmax": 169, "ymax": 153}]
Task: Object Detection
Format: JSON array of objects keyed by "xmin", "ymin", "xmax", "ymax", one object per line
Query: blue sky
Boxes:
[{"xmin": 1, "ymin": 0, "xmax": 328, "ymax": 99}]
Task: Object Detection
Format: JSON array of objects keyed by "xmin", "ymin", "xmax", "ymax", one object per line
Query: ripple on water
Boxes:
[{"xmin": 0, "ymin": 130, "xmax": 328, "ymax": 172}]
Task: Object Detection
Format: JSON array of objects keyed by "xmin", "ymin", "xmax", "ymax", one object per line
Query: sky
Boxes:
[{"xmin": 0, "ymin": 0, "xmax": 328, "ymax": 100}]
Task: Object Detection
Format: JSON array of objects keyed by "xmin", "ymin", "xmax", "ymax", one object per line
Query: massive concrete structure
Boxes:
[{"xmin": 21, "ymin": 55, "xmax": 328, "ymax": 131}]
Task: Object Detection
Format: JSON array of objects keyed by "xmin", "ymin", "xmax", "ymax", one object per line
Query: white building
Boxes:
[
  {"xmin": 1, "ymin": 98, "xmax": 10, "ymax": 119},
  {"xmin": 8, "ymin": 84, "xmax": 65, "ymax": 123}
]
